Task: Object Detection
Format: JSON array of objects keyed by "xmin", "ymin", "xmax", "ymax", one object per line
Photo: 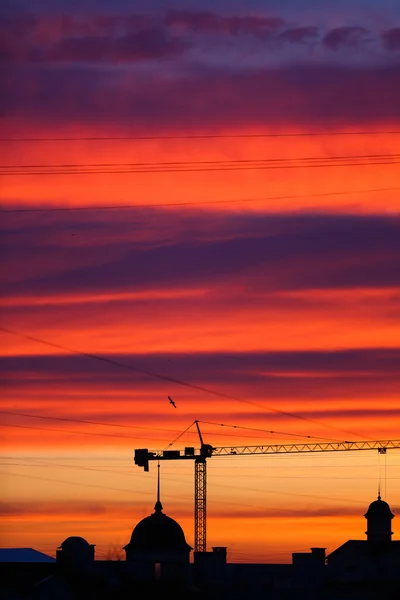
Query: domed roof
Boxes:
[
  {"xmin": 364, "ymin": 495, "xmax": 394, "ymax": 519},
  {"xmin": 60, "ymin": 536, "xmax": 91, "ymax": 551},
  {"xmin": 126, "ymin": 463, "xmax": 192, "ymax": 554},
  {"xmin": 58, "ymin": 536, "xmax": 94, "ymax": 569},
  {"xmin": 125, "ymin": 501, "xmax": 191, "ymax": 552}
]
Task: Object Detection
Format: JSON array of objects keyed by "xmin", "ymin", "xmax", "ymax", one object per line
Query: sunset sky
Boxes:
[{"xmin": 1, "ymin": 0, "xmax": 400, "ymax": 563}]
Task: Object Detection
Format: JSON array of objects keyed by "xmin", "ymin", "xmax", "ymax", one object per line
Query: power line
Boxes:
[
  {"xmin": 3, "ymin": 152, "xmax": 399, "ymax": 169},
  {"xmin": 2, "ymin": 159, "xmax": 400, "ymax": 176},
  {"xmin": 0, "ymin": 467, "xmax": 308, "ymax": 515},
  {"xmin": 0, "ymin": 469, "xmax": 175, "ymax": 498},
  {"xmin": 3, "ymin": 456, "xmax": 142, "ymax": 478},
  {"xmin": 4, "ymin": 456, "xmax": 396, "ymax": 468},
  {"xmin": 1, "ymin": 186, "xmax": 398, "ymax": 214},
  {"xmin": 5, "ymin": 460, "xmax": 397, "ymax": 481},
  {"xmin": 0, "ymin": 422, "xmax": 172, "ymax": 442},
  {"xmin": 1, "ymin": 419, "xmax": 308, "ymax": 443},
  {"xmin": 1, "ymin": 130, "xmax": 400, "ymax": 142},
  {"xmin": 0, "ymin": 410, "xmax": 183, "ymax": 434},
  {"xmin": 0, "ymin": 326, "xmax": 367, "ymax": 439},
  {"xmin": 36, "ymin": 468, "xmax": 400, "ymax": 480},
  {"xmin": 1, "ymin": 467, "xmax": 365, "ymax": 506}
]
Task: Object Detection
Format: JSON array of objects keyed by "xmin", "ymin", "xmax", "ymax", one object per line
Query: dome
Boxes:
[
  {"xmin": 57, "ymin": 536, "xmax": 95, "ymax": 569},
  {"xmin": 60, "ymin": 536, "xmax": 91, "ymax": 551},
  {"xmin": 125, "ymin": 463, "xmax": 192, "ymax": 556},
  {"xmin": 126, "ymin": 507, "xmax": 192, "ymax": 552},
  {"xmin": 364, "ymin": 495, "xmax": 394, "ymax": 519}
]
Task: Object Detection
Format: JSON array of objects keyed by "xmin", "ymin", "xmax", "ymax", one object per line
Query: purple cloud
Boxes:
[
  {"xmin": 165, "ymin": 10, "xmax": 221, "ymax": 32},
  {"xmin": 1, "ymin": 212, "xmax": 399, "ymax": 298},
  {"xmin": 382, "ymin": 27, "xmax": 400, "ymax": 51},
  {"xmin": 50, "ymin": 35, "xmax": 112, "ymax": 63},
  {"xmin": 1, "ymin": 10, "xmax": 399, "ymax": 68},
  {"xmin": 165, "ymin": 10, "xmax": 285, "ymax": 37},
  {"xmin": 279, "ymin": 26, "xmax": 319, "ymax": 44},
  {"xmin": 323, "ymin": 26, "xmax": 370, "ymax": 50},
  {"xmin": 2, "ymin": 27, "xmax": 190, "ymax": 64},
  {"xmin": 114, "ymin": 28, "xmax": 188, "ymax": 61},
  {"xmin": 2, "ymin": 64, "xmax": 400, "ymax": 127},
  {"xmin": 2, "ymin": 349, "xmax": 400, "ymax": 411}
]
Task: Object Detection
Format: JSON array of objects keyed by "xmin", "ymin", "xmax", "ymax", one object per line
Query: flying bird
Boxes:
[{"xmin": 168, "ymin": 396, "xmax": 177, "ymax": 408}]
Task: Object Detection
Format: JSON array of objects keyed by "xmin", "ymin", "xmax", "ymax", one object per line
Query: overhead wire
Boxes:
[
  {"xmin": 0, "ymin": 411, "xmax": 305, "ymax": 441},
  {"xmin": 2, "ymin": 419, "xmax": 311, "ymax": 444},
  {"xmin": 2, "ymin": 152, "xmax": 400, "ymax": 169},
  {"xmin": 0, "ymin": 469, "xmax": 186, "ymax": 499},
  {"xmin": 0, "ymin": 409, "xmax": 185, "ymax": 434},
  {"xmin": 1, "ymin": 415, "xmax": 343, "ymax": 444},
  {"xmin": 1, "ymin": 130, "xmax": 400, "ymax": 142},
  {"xmin": 3, "ymin": 456, "xmax": 397, "ymax": 469},
  {"xmin": 1, "ymin": 465, "xmax": 367, "ymax": 506},
  {"xmin": 4, "ymin": 452, "xmax": 400, "ymax": 479},
  {"xmin": 0, "ymin": 466, "xmax": 292, "ymax": 512},
  {"xmin": 0, "ymin": 422, "xmax": 173, "ymax": 442},
  {"xmin": 3, "ymin": 462, "xmax": 398, "ymax": 480},
  {"xmin": 0, "ymin": 412, "xmax": 342, "ymax": 444},
  {"xmin": 1, "ymin": 186, "xmax": 399, "ymax": 214},
  {"xmin": 2, "ymin": 466, "xmax": 328, "ymax": 516},
  {"xmin": 2, "ymin": 457, "xmax": 139, "ymax": 478},
  {"xmin": 0, "ymin": 326, "xmax": 368, "ymax": 439},
  {"xmin": 2, "ymin": 158, "xmax": 400, "ymax": 176}
]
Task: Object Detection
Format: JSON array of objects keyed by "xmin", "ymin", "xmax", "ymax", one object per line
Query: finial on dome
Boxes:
[
  {"xmin": 154, "ymin": 461, "xmax": 163, "ymax": 513},
  {"xmin": 378, "ymin": 482, "xmax": 381, "ymax": 501}
]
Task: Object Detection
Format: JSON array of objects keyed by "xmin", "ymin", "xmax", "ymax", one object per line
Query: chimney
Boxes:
[{"xmin": 212, "ymin": 547, "xmax": 227, "ymax": 564}]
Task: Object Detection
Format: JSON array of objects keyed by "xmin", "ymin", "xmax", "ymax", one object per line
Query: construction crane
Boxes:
[{"xmin": 134, "ymin": 421, "xmax": 400, "ymax": 553}]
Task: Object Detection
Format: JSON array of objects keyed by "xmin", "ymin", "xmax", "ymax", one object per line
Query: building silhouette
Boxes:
[
  {"xmin": 325, "ymin": 494, "xmax": 399, "ymax": 598},
  {"xmin": 123, "ymin": 493, "xmax": 192, "ymax": 583},
  {"xmin": 1, "ymin": 492, "xmax": 399, "ymax": 599},
  {"xmin": 365, "ymin": 493, "xmax": 394, "ymax": 543}
]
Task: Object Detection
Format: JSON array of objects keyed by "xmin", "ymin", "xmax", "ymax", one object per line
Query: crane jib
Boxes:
[
  {"xmin": 134, "ymin": 439, "xmax": 400, "ymax": 468},
  {"xmin": 133, "ymin": 438, "xmax": 400, "ymax": 552}
]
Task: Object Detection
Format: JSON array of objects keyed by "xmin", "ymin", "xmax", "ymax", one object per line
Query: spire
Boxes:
[
  {"xmin": 378, "ymin": 482, "xmax": 381, "ymax": 501},
  {"xmin": 154, "ymin": 461, "xmax": 163, "ymax": 513}
]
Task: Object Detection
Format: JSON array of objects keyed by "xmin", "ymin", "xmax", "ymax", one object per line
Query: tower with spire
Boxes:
[
  {"xmin": 364, "ymin": 491, "xmax": 394, "ymax": 545},
  {"xmin": 123, "ymin": 462, "xmax": 192, "ymax": 582},
  {"xmin": 327, "ymin": 492, "xmax": 400, "ymax": 589}
]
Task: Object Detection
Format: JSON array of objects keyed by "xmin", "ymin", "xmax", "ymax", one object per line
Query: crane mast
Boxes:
[
  {"xmin": 194, "ymin": 420, "xmax": 207, "ymax": 553},
  {"xmin": 134, "ymin": 427, "xmax": 400, "ymax": 554},
  {"xmin": 195, "ymin": 459, "xmax": 206, "ymax": 553}
]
